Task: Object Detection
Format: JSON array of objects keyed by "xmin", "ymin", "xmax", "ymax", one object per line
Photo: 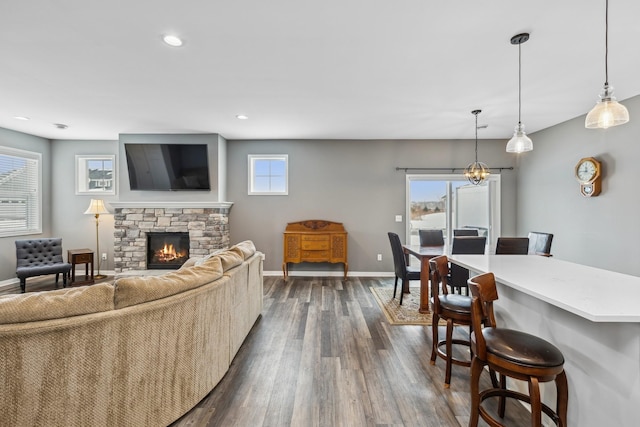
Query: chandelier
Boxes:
[{"xmin": 464, "ymin": 110, "xmax": 490, "ymax": 185}]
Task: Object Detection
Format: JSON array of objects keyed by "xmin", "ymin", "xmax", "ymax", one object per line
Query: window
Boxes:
[
  {"xmin": 0, "ymin": 146, "xmax": 42, "ymax": 237},
  {"xmin": 248, "ymin": 155, "xmax": 288, "ymax": 195},
  {"xmin": 76, "ymin": 155, "xmax": 116, "ymax": 195},
  {"xmin": 406, "ymin": 174, "xmax": 501, "ymax": 252}
]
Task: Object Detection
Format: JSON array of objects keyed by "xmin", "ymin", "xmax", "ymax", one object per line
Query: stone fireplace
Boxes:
[{"xmin": 112, "ymin": 202, "xmax": 231, "ymax": 273}]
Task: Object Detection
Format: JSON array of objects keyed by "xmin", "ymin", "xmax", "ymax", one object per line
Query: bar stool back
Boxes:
[
  {"xmin": 428, "ymin": 255, "xmax": 473, "ymax": 387},
  {"xmin": 467, "ymin": 272, "xmax": 568, "ymax": 427}
]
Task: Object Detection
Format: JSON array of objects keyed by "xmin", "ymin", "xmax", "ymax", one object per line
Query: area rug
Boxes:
[{"xmin": 370, "ymin": 286, "xmax": 436, "ymax": 326}]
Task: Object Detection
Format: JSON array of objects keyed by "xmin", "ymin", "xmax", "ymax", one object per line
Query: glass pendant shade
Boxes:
[
  {"xmin": 585, "ymin": 84, "xmax": 629, "ymax": 129},
  {"xmin": 505, "ymin": 123, "xmax": 533, "ymax": 153},
  {"xmin": 586, "ymin": 0, "xmax": 629, "ymax": 129},
  {"xmin": 464, "ymin": 161, "xmax": 490, "ymax": 185}
]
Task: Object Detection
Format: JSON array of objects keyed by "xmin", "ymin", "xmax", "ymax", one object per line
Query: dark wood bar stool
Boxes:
[
  {"xmin": 428, "ymin": 255, "xmax": 473, "ymax": 387},
  {"xmin": 467, "ymin": 272, "xmax": 568, "ymax": 427}
]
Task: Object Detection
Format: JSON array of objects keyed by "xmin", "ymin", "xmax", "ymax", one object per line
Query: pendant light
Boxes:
[
  {"xmin": 585, "ymin": 0, "xmax": 629, "ymax": 129},
  {"xmin": 506, "ymin": 33, "xmax": 533, "ymax": 153},
  {"xmin": 464, "ymin": 110, "xmax": 490, "ymax": 185}
]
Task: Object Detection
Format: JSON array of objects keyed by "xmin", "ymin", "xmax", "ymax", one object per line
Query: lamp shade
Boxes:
[
  {"xmin": 84, "ymin": 199, "xmax": 110, "ymax": 215},
  {"xmin": 585, "ymin": 85, "xmax": 629, "ymax": 129},
  {"xmin": 505, "ymin": 123, "xmax": 533, "ymax": 153}
]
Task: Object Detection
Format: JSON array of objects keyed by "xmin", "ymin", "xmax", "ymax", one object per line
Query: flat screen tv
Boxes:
[{"xmin": 124, "ymin": 143, "xmax": 210, "ymax": 191}]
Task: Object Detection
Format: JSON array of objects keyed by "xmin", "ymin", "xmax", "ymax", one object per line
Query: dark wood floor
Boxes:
[
  {"xmin": 0, "ymin": 274, "xmax": 115, "ymax": 295},
  {"xmin": 171, "ymin": 276, "xmax": 530, "ymax": 427},
  {"xmin": 1, "ymin": 274, "xmax": 530, "ymax": 426}
]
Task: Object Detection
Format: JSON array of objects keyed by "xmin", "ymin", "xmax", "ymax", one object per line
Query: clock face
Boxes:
[{"xmin": 576, "ymin": 159, "xmax": 598, "ymax": 182}]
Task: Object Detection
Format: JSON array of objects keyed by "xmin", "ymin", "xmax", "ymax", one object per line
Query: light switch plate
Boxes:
[{"xmin": 395, "ymin": 215, "xmax": 402, "ymax": 222}]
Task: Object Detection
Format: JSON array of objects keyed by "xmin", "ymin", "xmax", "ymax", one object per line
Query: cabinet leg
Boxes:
[
  {"xmin": 343, "ymin": 263, "xmax": 348, "ymax": 280},
  {"xmin": 282, "ymin": 262, "xmax": 288, "ymax": 278}
]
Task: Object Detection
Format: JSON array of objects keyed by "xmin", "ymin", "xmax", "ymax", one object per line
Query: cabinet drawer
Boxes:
[
  {"xmin": 74, "ymin": 253, "xmax": 93, "ymax": 263},
  {"xmin": 301, "ymin": 250, "xmax": 330, "ymax": 260},
  {"xmin": 301, "ymin": 235, "xmax": 329, "ymax": 242},
  {"xmin": 301, "ymin": 240, "xmax": 330, "ymax": 250}
]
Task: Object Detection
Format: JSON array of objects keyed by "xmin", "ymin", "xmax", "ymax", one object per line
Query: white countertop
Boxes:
[{"xmin": 449, "ymin": 254, "xmax": 640, "ymax": 322}]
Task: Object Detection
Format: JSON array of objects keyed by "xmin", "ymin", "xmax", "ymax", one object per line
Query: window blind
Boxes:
[{"xmin": 0, "ymin": 146, "xmax": 42, "ymax": 237}]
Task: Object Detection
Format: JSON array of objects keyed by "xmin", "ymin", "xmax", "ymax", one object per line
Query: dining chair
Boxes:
[
  {"xmin": 454, "ymin": 229, "xmax": 479, "ymax": 236},
  {"xmin": 528, "ymin": 231, "xmax": 553, "ymax": 256},
  {"xmin": 467, "ymin": 272, "xmax": 568, "ymax": 427},
  {"xmin": 419, "ymin": 229, "xmax": 445, "ymax": 246},
  {"xmin": 429, "ymin": 255, "xmax": 473, "ymax": 387},
  {"xmin": 387, "ymin": 232, "xmax": 420, "ymax": 305},
  {"xmin": 495, "ymin": 237, "xmax": 529, "ymax": 254},
  {"xmin": 450, "ymin": 236, "xmax": 486, "ymax": 294}
]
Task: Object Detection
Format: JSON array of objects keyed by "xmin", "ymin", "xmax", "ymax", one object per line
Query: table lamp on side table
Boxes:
[{"xmin": 84, "ymin": 199, "xmax": 110, "ymax": 279}]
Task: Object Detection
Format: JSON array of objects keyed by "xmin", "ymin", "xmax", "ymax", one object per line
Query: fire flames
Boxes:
[{"xmin": 154, "ymin": 243, "xmax": 187, "ymax": 263}]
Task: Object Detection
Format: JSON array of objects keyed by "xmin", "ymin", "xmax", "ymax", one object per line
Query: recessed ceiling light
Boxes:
[
  {"xmin": 163, "ymin": 34, "xmax": 183, "ymax": 47},
  {"xmin": 236, "ymin": 114, "xmax": 249, "ymax": 120},
  {"xmin": 53, "ymin": 123, "xmax": 68, "ymax": 129},
  {"xmin": 13, "ymin": 116, "xmax": 30, "ymax": 121}
]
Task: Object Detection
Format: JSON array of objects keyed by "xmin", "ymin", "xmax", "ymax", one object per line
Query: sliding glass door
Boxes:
[{"xmin": 406, "ymin": 174, "xmax": 501, "ymax": 252}]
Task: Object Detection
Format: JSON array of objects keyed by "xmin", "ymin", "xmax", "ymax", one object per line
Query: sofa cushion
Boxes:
[
  {"xmin": 230, "ymin": 240, "xmax": 256, "ymax": 260},
  {"xmin": 193, "ymin": 248, "xmax": 227, "ymax": 266},
  {"xmin": 114, "ymin": 256, "xmax": 224, "ymax": 309},
  {"xmin": 0, "ymin": 283, "xmax": 115, "ymax": 324},
  {"xmin": 216, "ymin": 249, "xmax": 244, "ymax": 271},
  {"xmin": 178, "ymin": 257, "xmax": 199, "ymax": 270}
]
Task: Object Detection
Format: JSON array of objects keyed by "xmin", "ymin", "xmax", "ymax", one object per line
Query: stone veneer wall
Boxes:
[{"xmin": 114, "ymin": 207, "xmax": 230, "ymax": 272}]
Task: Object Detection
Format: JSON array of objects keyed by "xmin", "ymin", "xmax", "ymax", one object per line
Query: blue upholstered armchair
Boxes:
[{"xmin": 15, "ymin": 238, "xmax": 72, "ymax": 293}]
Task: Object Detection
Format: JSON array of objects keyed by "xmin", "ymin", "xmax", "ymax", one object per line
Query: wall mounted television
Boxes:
[{"xmin": 124, "ymin": 143, "xmax": 211, "ymax": 191}]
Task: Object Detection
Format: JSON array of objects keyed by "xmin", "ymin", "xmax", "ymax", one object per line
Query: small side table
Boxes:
[{"xmin": 68, "ymin": 249, "xmax": 94, "ymax": 285}]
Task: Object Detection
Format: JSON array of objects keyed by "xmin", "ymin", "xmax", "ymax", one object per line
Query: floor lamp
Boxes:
[{"xmin": 84, "ymin": 199, "xmax": 110, "ymax": 279}]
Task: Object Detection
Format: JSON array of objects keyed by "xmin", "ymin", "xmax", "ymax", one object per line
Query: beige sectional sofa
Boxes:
[{"xmin": 0, "ymin": 241, "xmax": 264, "ymax": 427}]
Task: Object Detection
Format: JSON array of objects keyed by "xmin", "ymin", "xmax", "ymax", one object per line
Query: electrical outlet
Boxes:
[
  {"xmin": 377, "ymin": 253, "xmax": 382, "ymax": 261},
  {"xmin": 101, "ymin": 253, "xmax": 107, "ymax": 261}
]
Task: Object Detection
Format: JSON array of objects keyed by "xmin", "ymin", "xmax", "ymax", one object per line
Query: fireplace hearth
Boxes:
[{"xmin": 147, "ymin": 232, "xmax": 190, "ymax": 269}]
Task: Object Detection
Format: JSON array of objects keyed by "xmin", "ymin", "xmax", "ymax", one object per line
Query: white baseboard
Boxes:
[{"xmin": 263, "ymin": 270, "xmax": 395, "ymax": 278}]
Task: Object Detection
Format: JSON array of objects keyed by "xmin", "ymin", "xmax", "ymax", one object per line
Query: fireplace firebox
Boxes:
[{"xmin": 147, "ymin": 232, "xmax": 190, "ymax": 269}]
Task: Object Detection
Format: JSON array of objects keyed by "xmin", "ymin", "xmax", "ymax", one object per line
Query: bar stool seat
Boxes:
[
  {"xmin": 481, "ymin": 328, "xmax": 565, "ymax": 368},
  {"xmin": 438, "ymin": 294, "xmax": 472, "ymax": 314},
  {"xmin": 468, "ymin": 272, "xmax": 568, "ymax": 427}
]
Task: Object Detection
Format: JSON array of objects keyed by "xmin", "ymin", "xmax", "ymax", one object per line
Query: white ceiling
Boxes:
[{"xmin": 1, "ymin": 0, "xmax": 639, "ymax": 141}]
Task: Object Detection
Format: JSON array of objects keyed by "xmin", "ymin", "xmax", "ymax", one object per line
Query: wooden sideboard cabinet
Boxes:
[{"xmin": 283, "ymin": 220, "xmax": 348, "ymax": 279}]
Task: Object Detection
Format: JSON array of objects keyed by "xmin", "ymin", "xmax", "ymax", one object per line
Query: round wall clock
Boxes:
[{"xmin": 575, "ymin": 157, "xmax": 602, "ymax": 197}]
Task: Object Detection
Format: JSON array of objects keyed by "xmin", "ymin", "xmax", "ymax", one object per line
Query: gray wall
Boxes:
[
  {"xmin": 0, "ymin": 128, "xmax": 52, "ymax": 280},
  {"xmin": 50, "ymin": 139, "xmax": 119, "ymax": 273},
  {"xmin": 227, "ymin": 138, "xmax": 517, "ymax": 274},
  {"xmin": 516, "ymin": 95, "xmax": 640, "ymax": 276}
]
